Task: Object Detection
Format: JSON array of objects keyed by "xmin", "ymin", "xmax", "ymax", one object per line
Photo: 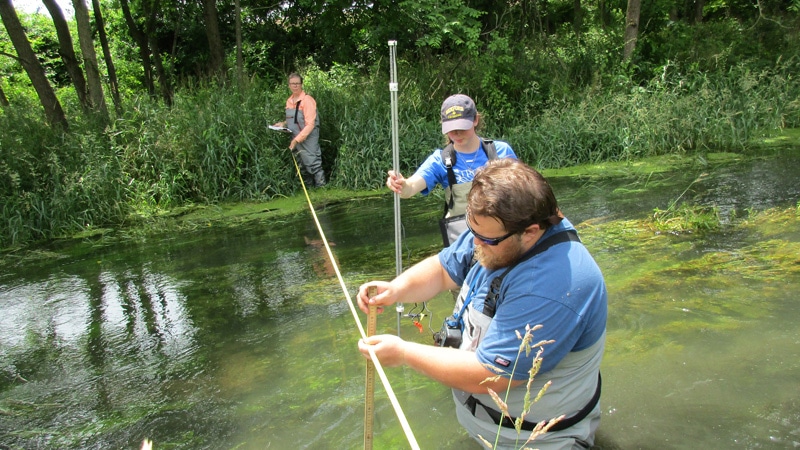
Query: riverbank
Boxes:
[
  {"xmin": 114, "ymin": 129, "xmax": 800, "ymax": 231},
  {"xmin": 2, "ymin": 129, "xmax": 798, "ymax": 271},
  {"xmin": 3, "ymin": 57, "xmax": 798, "ymax": 251}
]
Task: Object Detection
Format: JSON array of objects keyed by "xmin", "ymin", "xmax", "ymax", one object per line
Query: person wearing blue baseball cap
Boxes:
[{"xmin": 386, "ymin": 94, "xmax": 517, "ymax": 247}]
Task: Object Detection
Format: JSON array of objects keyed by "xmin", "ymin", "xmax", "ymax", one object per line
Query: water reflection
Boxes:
[{"xmin": 1, "ymin": 149, "xmax": 799, "ymax": 449}]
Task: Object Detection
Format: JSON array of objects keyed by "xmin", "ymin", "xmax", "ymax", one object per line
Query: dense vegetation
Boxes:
[{"xmin": 1, "ymin": 0, "xmax": 799, "ymax": 250}]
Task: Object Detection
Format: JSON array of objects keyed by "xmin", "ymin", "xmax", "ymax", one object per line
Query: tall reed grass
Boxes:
[{"xmin": 1, "ymin": 57, "xmax": 798, "ymax": 250}]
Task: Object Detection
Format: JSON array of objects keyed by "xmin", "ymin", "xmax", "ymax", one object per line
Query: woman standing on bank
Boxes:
[{"xmin": 273, "ymin": 73, "xmax": 326, "ymax": 187}]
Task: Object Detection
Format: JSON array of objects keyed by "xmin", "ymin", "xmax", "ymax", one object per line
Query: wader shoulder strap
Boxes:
[
  {"xmin": 441, "ymin": 137, "xmax": 498, "ymax": 215},
  {"xmin": 483, "ymin": 230, "xmax": 580, "ymax": 318},
  {"xmin": 466, "ymin": 373, "xmax": 601, "ymax": 432},
  {"xmin": 482, "ymin": 138, "xmax": 497, "ymax": 159},
  {"xmin": 442, "ymin": 142, "xmax": 458, "ymax": 214}
]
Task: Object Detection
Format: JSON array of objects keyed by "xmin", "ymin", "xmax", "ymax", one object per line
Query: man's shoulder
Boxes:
[
  {"xmin": 551, "ymin": 217, "xmax": 576, "ymax": 233},
  {"xmin": 514, "ymin": 221, "xmax": 582, "ymax": 270},
  {"xmin": 438, "ymin": 233, "xmax": 475, "ymax": 285}
]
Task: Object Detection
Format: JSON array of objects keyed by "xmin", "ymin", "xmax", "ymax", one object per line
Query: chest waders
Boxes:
[
  {"xmin": 454, "ymin": 230, "xmax": 602, "ymax": 432},
  {"xmin": 438, "ymin": 138, "xmax": 498, "ymax": 247},
  {"xmin": 286, "ymin": 99, "xmax": 326, "ymax": 187}
]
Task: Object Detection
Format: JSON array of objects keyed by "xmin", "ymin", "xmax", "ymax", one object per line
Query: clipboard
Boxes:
[{"xmin": 269, "ymin": 125, "xmax": 292, "ymax": 133}]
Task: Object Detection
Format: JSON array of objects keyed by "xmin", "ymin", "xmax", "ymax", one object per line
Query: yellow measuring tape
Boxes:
[{"xmin": 287, "ymin": 154, "xmax": 420, "ymax": 450}]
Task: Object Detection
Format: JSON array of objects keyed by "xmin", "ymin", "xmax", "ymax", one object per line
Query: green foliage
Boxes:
[
  {"xmin": 510, "ymin": 57, "xmax": 800, "ymax": 168},
  {"xmin": 0, "ymin": 100, "xmax": 127, "ymax": 247},
  {"xmin": 2, "ymin": 1, "xmax": 800, "ymax": 249},
  {"xmin": 0, "ymin": 11, "xmax": 77, "ymax": 88},
  {"xmin": 474, "ymin": 35, "xmax": 515, "ymax": 121},
  {"xmin": 115, "ymin": 78, "xmax": 298, "ymax": 204},
  {"xmin": 22, "ymin": 12, "xmax": 70, "ymax": 87},
  {"xmin": 3, "ymin": 53, "xmax": 799, "ymax": 249},
  {"xmin": 637, "ymin": 16, "xmax": 800, "ymax": 75},
  {"xmin": 652, "ymin": 203, "xmax": 721, "ymax": 233},
  {"xmin": 399, "ymin": 0, "xmax": 485, "ymax": 55},
  {"xmin": 650, "ymin": 173, "xmax": 721, "ymax": 233}
]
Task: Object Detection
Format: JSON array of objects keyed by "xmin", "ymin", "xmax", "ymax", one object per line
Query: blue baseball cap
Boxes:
[{"xmin": 441, "ymin": 94, "xmax": 477, "ymax": 134}]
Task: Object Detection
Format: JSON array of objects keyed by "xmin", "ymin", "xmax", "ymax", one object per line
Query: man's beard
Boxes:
[{"xmin": 474, "ymin": 236, "xmax": 525, "ymax": 270}]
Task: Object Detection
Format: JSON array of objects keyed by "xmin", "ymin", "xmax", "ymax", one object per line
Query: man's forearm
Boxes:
[
  {"xmin": 401, "ymin": 341, "xmax": 520, "ymax": 394},
  {"xmin": 392, "ymin": 255, "xmax": 457, "ymax": 304}
]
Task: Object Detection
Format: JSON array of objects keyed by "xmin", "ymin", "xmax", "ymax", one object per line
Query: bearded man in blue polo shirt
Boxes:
[{"xmin": 358, "ymin": 158, "xmax": 607, "ymax": 450}]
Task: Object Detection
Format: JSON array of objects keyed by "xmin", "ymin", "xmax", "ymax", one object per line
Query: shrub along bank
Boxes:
[{"xmin": 1, "ymin": 57, "xmax": 799, "ymax": 251}]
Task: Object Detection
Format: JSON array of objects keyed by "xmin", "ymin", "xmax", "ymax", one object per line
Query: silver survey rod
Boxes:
[{"xmin": 389, "ymin": 41, "xmax": 403, "ymax": 337}]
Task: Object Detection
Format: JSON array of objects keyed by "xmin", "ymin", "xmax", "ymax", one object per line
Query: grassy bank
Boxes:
[
  {"xmin": 2, "ymin": 58, "xmax": 799, "ymax": 251},
  {"xmin": 4, "ymin": 132, "xmax": 798, "ymax": 273}
]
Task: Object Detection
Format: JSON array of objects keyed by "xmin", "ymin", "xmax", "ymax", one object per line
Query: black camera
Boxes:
[{"xmin": 433, "ymin": 316, "xmax": 463, "ymax": 348}]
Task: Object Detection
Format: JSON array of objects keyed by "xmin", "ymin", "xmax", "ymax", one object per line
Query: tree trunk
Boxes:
[
  {"xmin": 148, "ymin": 33, "xmax": 173, "ymax": 105},
  {"xmin": 0, "ymin": 0, "xmax": 68, "ymax": 129},
  {"xmin": 542, "ymin": 0, "xmax": 551, "ymax": 34},
  {"xmin": 72, "ymin": 0, "xmax": 108, "ymax": 120},
  {"xmin": 235, "ymin": 0, "xmax": 242, "ymax": 81},
  {"xmin": 623, "ymin": 0, "xmax": 641, "ymax": 61},
  {"xmin": 119, "ymin": 0, "xmax": 171, "ymax": 104},
  {"xmin": 42, "ymin": 0, "xmax": 89, "ymax": 112},
  {"xmin": 92, "ymin": 0, "xmax": 122, "ymax": 114},
  {"xmin": 531, "ymin": 0, "xmax": 546, "ymax": 35},
  {"xmin": 694, "ymin": 0, "xmax": 704, "ymax": 23},
  {"xmin": 598, "ymin": 0, "xmax": 610, "ymax": 30},
  {"xmin": 119, "ymin": 0, "xmax": 155, "ymax": 97},
  {"xmin": 202, "ymin": 0, "xmax": 224, "ymax": 79},
  {"xmin": 143, "ymin": 0, "xmax": 172, "ymax": 104},
  {"xmin": 572, "ymin": 0, "xmax": 582, "ymax": 35},
  {"xmin": 0, "ymin": 83, "xmax": 9, "ymax": 106}
]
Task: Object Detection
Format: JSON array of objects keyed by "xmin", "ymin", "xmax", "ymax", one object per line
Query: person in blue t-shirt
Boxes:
[
  {"xmin": 359, "ymin": 158, "xmax": 608, "ymax": 450},
  {"xmin": 386, "ymin": 95, "xmax": 517, "ymax": 245}
]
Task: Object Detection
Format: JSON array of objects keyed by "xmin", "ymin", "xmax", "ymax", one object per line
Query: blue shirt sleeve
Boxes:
[
  {"xmin": 414, "ymin": 140, "xmax": 517, "ymax": 196},
  {"xmin": 414, "ymin": 150, "xmax": 448, "ymax": 196},
  {"xmin": 438, "ymin": 230, "xmax": 476, "ymax": 286},
  {"xmin": 493, "ymin": 141, "xmax": 517, "ymax": 160}
]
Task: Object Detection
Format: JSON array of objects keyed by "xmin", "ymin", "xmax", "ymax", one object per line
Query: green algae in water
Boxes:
[
  {"xmin": 2, "ymin": 143, "xmax": 800, "ymax": 449},
  {"xmin": 579, "ymin": 205, "xmax": 800, "ymax": 359}
]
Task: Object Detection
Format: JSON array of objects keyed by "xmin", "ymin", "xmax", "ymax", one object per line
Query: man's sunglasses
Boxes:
[{"xmin": 465, "ymin": 218, "xmax": 518, "ymax": 246}]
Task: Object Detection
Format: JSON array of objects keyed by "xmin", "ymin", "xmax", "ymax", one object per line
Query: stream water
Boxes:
[{"xmin": 1, "ymin": 149, "xmax": 799, "ymax": 449}]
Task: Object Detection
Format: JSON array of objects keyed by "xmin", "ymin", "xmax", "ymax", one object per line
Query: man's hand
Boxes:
[
  {"xmin": 358, "ymin": 334, "xmax": 406, "ymax": 367},
  {"xmin": 357, "ymin": 281, "xmax": 394, "ymax": 314}
]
